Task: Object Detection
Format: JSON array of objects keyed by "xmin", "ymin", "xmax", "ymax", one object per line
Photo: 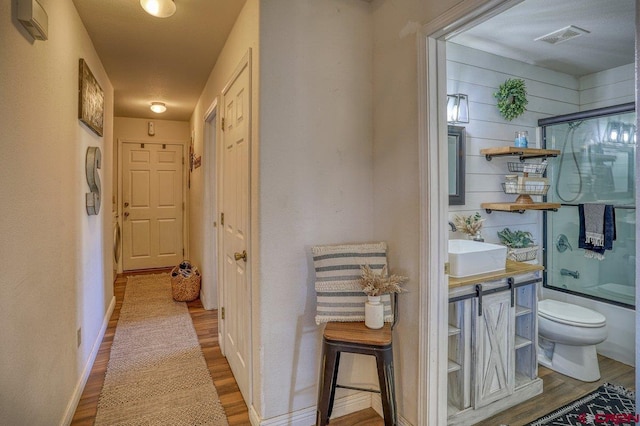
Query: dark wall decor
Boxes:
[
  {"xmin": 448, "ymin": 125, "xmax": 466, "ymax": 205},
  {"xmin": 78, "ymin": 59, "xmax": 104, "ymax": 136},
  {"xmin": 86, "ymin": 146, "xmax": 102, "ymax": 215}
]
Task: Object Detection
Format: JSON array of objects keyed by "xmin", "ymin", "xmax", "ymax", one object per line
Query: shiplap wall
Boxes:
[
  {"xmin": 579, "ymin": 63, "xmax": 635, "ymax": 110},
  {"xmin": 446, "ymin": 43, "xmax": 634, "ymax": 246},
  {"xmin": 446, "ymin": 43, "xmax": 578, "ymax": 245}
]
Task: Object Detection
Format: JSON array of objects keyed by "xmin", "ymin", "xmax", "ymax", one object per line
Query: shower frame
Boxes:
[{"xmin": 539, "ymin": 102, "xmax": 636, "ymax": 310}]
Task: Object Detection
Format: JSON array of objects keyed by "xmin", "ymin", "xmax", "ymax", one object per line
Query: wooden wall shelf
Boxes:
[
  {"xmin": 481, "ymin": 202, "xmax": 561, "ymax": 214},
  {"xmin": 481, "ymin": 147, "xmax": 561, "ymax": 162},
  {"xmin": 479, "ymin": 147, "xmax": 561, "ymax": 214}
]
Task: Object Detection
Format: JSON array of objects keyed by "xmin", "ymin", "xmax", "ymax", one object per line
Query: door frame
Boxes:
[
  {"xmin": 416, "ymin": 1, "xmax": 525, "ymax": 424},
  {"xmin": 117, "ymin": 138, "xmax": 189, "ymax": 272},
  {"xmin": 219, "ymin": 49, "xmax": 253, "ymax": 405},
  {"xmin": 202, "ymin": 99, "xmax": 220, "ymax": 315}
]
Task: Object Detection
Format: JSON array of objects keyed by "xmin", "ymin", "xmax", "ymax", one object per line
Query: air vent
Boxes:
[{"xmin": 535, "ymin": 25, "xmax": 590, "ymax": 45}]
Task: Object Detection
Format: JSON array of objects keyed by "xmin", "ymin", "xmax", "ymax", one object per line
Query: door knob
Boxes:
[
  {"xmin": 124, "ymin": 212, "xmax": 129, "ymax": 218},
  {"xmin": 124, "ymin": 202, "xmax": 129, "ymax": 207},
  {"xmin": 234, "ymin": 250, "xmax": 247, "ymax": 262}
]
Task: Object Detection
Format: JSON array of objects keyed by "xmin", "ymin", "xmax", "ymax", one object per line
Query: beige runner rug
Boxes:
[{"xmin": 95, "ymin": 273, "xmax": 229, "ymax": 425}]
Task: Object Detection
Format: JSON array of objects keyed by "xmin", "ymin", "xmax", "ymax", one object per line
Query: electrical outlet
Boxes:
[{"xmin": 77, "ymin": 327, "xmax": 81, "ymax": 348}]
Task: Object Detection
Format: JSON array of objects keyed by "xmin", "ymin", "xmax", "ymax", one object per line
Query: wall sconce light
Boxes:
[
  {"xmin": 604, "ymin": 121, "xmax": 621, "ymax": 143},
  {"xmin": 140, "ymin": 0, "xmax": 176, "ymax": 18},
  {"xmin": 604, "ymin": 121, "xmax": 636, "ymax": 144},
  {"xmin": 447, "ymin": 94, "xmax": 469, "ymax": 124},
  {"xmin": 620, "ymin": 124, "xmax": 635, "ymax": 144},
  {"xmin": 150, "ymin": 102, "xmax": 167, "ymax": 113}
]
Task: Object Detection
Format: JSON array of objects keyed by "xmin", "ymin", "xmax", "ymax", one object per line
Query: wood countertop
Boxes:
[{"xmin": 449, "ymin": 260, "xmax": 543, "ymax": 289}]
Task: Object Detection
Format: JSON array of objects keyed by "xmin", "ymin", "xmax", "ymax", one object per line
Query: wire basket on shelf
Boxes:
[
  {"xmin": 507, "ymin": 162, "xmax": 547, "ymax": 175},
  {"xmin": 170, "ymin": 260, "xmax": 201, "ymax": 302},
  {"xmin": 507, "ymin": 246, "xmax": 538, "ymax": 262},
  {"xmin": 502, "ymin": 183, "xmax": 550, "ymax": 196}
]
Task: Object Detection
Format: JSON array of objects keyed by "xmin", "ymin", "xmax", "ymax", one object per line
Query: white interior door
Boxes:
[
  {"xmin": 221, "ymin": 56, "xmax": 251, "ymax": 403},
  {"xmin": 121, "ymin": 142, "xmax": 184, "ymax": 271}
]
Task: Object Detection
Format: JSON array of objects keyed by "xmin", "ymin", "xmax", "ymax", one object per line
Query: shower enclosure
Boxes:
[{"xmin": 540, "ymin": 103, "xmax": 636, "ymax": 309}]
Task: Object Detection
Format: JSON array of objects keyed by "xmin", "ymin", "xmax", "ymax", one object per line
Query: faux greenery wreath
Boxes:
[{"xmin": 494, "ymin": 78, "xmax": 528, "ymax": 121}]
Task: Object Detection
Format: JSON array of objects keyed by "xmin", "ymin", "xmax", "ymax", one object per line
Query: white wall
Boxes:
[
  {"xmin": 371, "ymin": 0, "xmax": 462, "ymax": 423},
  {"xmin": 258, "ymin": 0, "xmax": 376, "ymax": 420},
  {"xmin": 0, "ymin": 1, "xmax": 114, "ymax": 424},
  {"xmin": 580, "ymin": 63, "xmax": 635, "ymax": 111}
]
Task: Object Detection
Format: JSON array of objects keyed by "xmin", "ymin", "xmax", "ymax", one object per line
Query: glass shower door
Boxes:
[{"xmin": 541, "ymin": 105, "xmax": 636, "ymax": 308}]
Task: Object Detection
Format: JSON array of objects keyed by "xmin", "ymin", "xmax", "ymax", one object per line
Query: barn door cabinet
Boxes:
[{"xmin": 447, "ymin": 274, "xmax": 542, "ymax": 425}]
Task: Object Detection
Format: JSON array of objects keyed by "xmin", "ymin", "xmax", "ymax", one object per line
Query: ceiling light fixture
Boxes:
[
  {"xmin": 150, "ymin": 102, "xmax": 167, "ymax": 113},
  {"xmin": 140, "ymin": 0, "xmax": 176, "ymax": 18}
]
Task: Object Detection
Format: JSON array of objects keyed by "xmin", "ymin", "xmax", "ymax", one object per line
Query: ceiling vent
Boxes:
[{"xmin": 535, "ymin": 25, "xmax": 590, "ymax": 45}]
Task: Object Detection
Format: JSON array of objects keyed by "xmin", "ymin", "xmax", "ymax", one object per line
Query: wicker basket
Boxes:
[
  {"xmin": 507, "ymin": 245, "xmax": 538, "ymax": 262},
  {"xmin": 170, "ymin": 265, "xmax": 201, "ymax": 302}
]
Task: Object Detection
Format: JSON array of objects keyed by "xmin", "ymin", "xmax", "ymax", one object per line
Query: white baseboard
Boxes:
[
  {"xmin": 371, "ymin": 394, "xmax": 413, "ymax": 426},
  {"xmin": 60, "ymin": 296, "xmax": 116, "ymax": 426},
  {"xmin": 251, "ymin": 392, "xmax": 372, "ymax": 426}
]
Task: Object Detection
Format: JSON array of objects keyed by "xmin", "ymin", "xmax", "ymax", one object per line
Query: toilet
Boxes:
[{"xmin": 537, "ymin": 299, "xmax": 608, "ymax": 382}]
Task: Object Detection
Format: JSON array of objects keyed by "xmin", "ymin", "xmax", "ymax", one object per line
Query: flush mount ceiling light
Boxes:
[
  {"xmin": 150, "ymin": 102, "xmax": 167, "ymax": 113},
  {"xmin": 140, "ymin": 0, "xmax": 176, "ymax": 18}
]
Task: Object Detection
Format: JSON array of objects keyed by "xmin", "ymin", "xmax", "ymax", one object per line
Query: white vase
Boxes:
[
  {"xmin": 365, "ymin": 295, "xmax": 384, "ymax": 329},
  {"xmin": 468, "ymin": 232, "xmax": 484, "ymax": 242}
]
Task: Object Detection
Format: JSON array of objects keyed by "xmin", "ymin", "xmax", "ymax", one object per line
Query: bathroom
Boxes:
[{"xmin": 445, "ymin": 0, "xmax": 635, "ymax": 422}]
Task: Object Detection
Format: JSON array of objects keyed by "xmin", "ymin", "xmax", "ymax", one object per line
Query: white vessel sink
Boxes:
[{"xmin": 448, "ymin": 239, "xmax": 507, "ymax": 278}]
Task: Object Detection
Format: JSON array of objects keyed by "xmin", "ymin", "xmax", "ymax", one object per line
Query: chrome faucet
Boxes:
[
  {"xmin": 560, "ymin": 268, "xmax": 580, "ymax": 279},
  {"xmin": 448, "ymin": 221, "xmax": 457, "ymax": 232}
]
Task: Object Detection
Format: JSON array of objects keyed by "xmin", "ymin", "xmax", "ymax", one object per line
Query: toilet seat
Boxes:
[{"xmin": 538, "ymin": 299, "xmax": 606, "ymax": 328}]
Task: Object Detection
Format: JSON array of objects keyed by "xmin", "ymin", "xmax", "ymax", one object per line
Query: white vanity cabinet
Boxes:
[{"xmin": 447, "ymin": 272, "xmax": 542, "ymax": 425}]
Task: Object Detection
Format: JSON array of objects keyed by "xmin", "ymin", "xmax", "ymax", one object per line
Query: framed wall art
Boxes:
[{"xmin": 78, "ymin": 58, "xmax": 104, "ymax": 137}]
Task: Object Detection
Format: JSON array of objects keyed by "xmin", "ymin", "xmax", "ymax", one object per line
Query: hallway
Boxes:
[
  {"xmin": 70, "ymin": 271, "xmax": 391, "ymax": 425},
  {"xmin": 70, "ymin": 271, "xmax": 250, "ymax": 425}
]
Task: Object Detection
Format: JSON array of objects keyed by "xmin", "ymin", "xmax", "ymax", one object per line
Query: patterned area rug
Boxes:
[
  {"xmin": 527, "ymin": 383, "xmax": 636, "ymax": 426},
  {"xmin": 95, "ymin": 273, "xmax": 229, "ymax": 425}
]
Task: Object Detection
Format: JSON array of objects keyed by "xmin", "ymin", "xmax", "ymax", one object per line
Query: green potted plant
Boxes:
[{"xmin": 497, "ymin": 228, "xmax": 538, "ymax": 261}]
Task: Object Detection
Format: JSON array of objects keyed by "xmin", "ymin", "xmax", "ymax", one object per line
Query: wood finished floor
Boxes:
[
  {"xmin": 475, "ymin": 355, "xmax": 635, "ymax": 426},
  {"xmin": 71, "ymin": 269, "xmax": 250, "ymax": 425},
  {"xmin": 71, "ymin": 271, "xmax": 634, "ymax": 426}
]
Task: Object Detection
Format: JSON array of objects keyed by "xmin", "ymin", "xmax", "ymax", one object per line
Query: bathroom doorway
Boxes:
[{"xmin": 418, "ymin": 0, "xmax": 638, "ymax": 424}]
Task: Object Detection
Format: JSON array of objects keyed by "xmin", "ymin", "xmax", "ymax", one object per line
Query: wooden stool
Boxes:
[{"xmin": 316, "ymin": 321, "xmax": 397, "ymax": 425}]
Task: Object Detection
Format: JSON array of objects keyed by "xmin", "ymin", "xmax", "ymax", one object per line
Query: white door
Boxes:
[
  {"xmin": 221, "ymin": 56, "xmax": 251, "ymax": 402},
  {"xmin": 122, "ymin": 142, "xmax": 184, "ymax": 271}
]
